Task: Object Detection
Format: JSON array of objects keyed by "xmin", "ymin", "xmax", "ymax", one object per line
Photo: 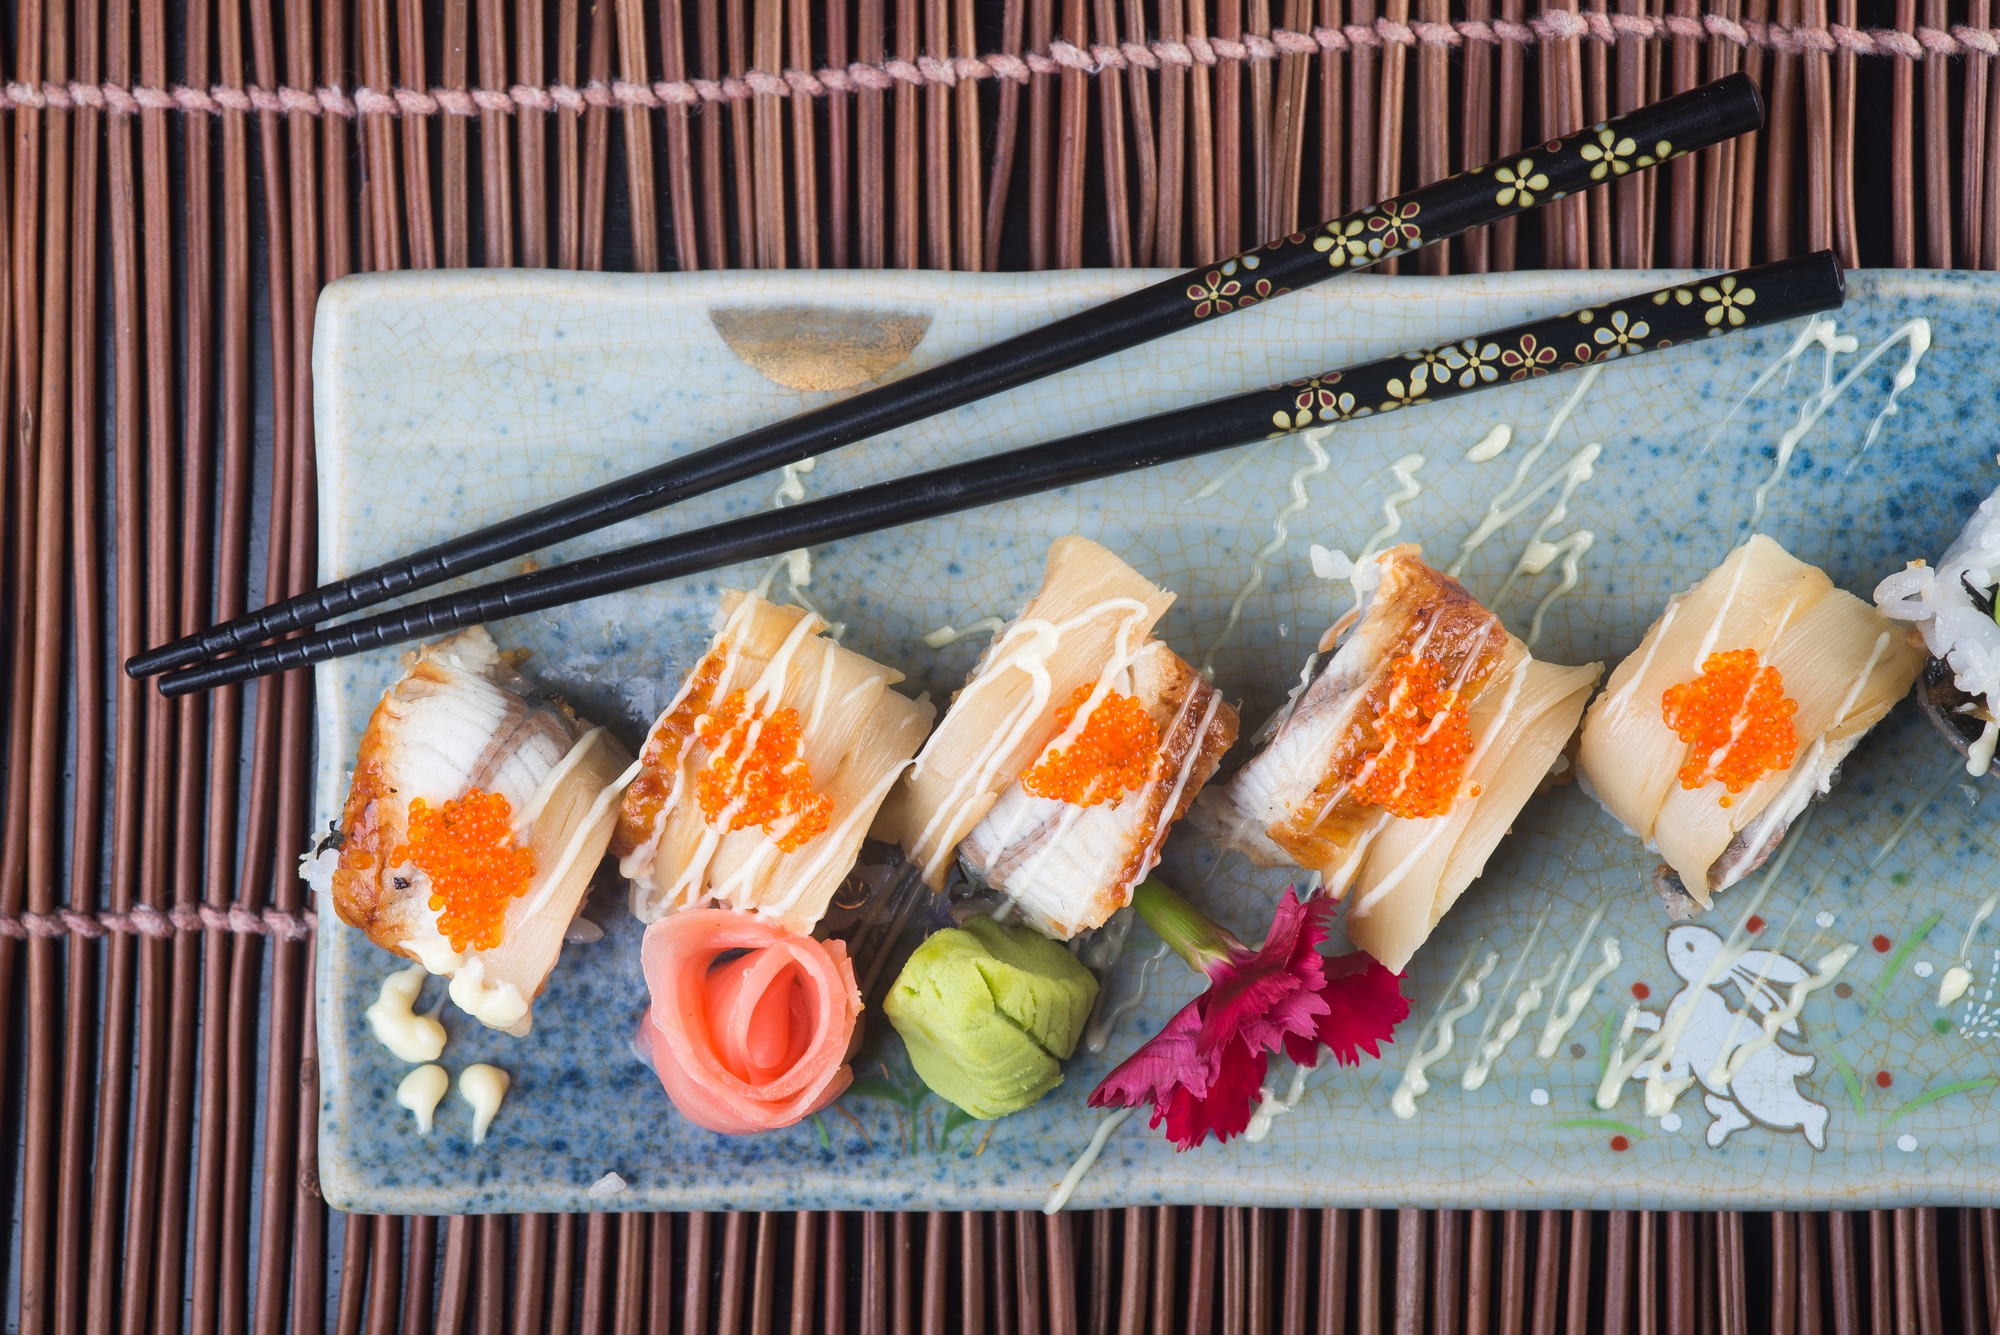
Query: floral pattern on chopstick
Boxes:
[
  {"xmin": 1699, "ymin": 275, "xmax": 1756, "ymax": 328},
  {"xmin": 1187, "ymin": 254, "xmax": 1291, "ymax": 319},
  {"xmin": 1313, "ymin": 200, "xmax": 1424, "ymax": 270},
  {"xmin": 1494, "ymin": 158, "xmax": 1551, "ymax": 209},
  {"xmin": 1501, "ymin": 334, "xmax": 1559, "ymax": 380},
  {"xmin": 1250, "ymin": 257, "xmax": 1829, "ymax": 442},
  {"xmin": 1268, "ymin": 374, "xmax": 1370, "ymax": 434}
]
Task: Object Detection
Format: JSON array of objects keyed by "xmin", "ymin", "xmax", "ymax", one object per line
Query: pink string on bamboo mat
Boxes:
[
  {"xmin": 0, "ymin": 11, "xmax": 1979, "ymax": 117},
  {"xmin": 0, "ymin": 902, "xmax": 317, "ymax": 940}
]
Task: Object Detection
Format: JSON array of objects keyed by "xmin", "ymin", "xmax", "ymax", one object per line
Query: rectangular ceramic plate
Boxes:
[{"xmin": 314, "ymin": 266, "xmax": 1999, "ymax": 1215}]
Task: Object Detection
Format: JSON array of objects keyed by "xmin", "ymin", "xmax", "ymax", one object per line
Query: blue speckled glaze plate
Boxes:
[{"xmin": 313, "ymin": 266, "xmax": 2000, "ymax": 1215}]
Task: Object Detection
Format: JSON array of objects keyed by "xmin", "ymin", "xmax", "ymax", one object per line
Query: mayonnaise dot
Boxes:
[
  {"xmin": 366, "ymin": 965, "xmax": 447, "ymax": 1063},
  {"xmin": 458, "ymin": 1064, "xmax": 511, "ymax": 1145},
  {"xmin": 396, "ymin": 1065, "xmax": 449, "ymax": 1135},
  {"xmin": 1939, "ymin": 965, "xmax": 1975, "ymax": 1007}
]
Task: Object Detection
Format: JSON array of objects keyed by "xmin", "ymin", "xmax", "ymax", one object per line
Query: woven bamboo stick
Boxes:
[{"xmin": 7, "ymin": 3, "xmax": 2000, "ymax": 1331}]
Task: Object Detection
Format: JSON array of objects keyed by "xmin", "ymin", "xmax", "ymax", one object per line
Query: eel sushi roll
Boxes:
[
  {"xmin": 612, "ymin": 591, "xmax": 935, "ymax": 932},
  {"xmin": 1873, "ymin": 481, "xmax": 2000, "ymax": 776},
  {"xmin": 1578, "ymin": 534, "xmax": 1921, "ymax": 907},
  {"xmin": 1192, "ymin": 545, "xmax": 1601, "ymax": 972},
  {"xmin": 312, "ymin": 627, "xmax": 639, "ymax": 1034},
  {"xmin": 893, "ymin": 537, "xmax": 1239, "ymax": 939}
]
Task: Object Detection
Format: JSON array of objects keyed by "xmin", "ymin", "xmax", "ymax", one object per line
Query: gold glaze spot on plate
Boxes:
[{"xmin": 708, "ymin": 305, "xmax": 933, "ymax": 391}]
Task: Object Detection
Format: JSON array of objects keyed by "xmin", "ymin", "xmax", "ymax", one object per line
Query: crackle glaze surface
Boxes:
[{"xmin": 313, "ymin": 266, "xmax": 2000, "ymax": 1215}]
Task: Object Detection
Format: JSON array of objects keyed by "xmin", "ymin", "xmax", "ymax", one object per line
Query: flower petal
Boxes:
[
  {"xmin": 1311, "ymin": 951, "xmax": 1411, "ymax": 1065},
  {"xmin": 1090, "ymin": 997, "xmax": 1210, "ymax": 1111},
  {"xmin": 1157, "ymin": 1039, "xmax": 1268, "ymax": 1151}
]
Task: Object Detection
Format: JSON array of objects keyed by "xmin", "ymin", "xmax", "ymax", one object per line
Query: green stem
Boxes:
[{"xmin": 1129, "ymin": 876, "xmax": 1242, "ymax": 975}]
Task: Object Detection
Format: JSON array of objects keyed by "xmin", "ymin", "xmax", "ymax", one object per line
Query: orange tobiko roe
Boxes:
[
  {"xmin": 1660, "ymin": 648, "xmax": 1799, "ymax": 805},
  {"xmin": 694, "ymin": 689, "xmax": 834, "ymax": 852},
  {"xmin": 1021, "ymin": 685, "xmax": 1161, "ymax": 808},
  {"xmin": 392, "ymin": 788, "xmax": 535, "ymax": 953},
  {"xmin": 1343, "ymin": 654, "xmax": 1476, "ymax": 820}
]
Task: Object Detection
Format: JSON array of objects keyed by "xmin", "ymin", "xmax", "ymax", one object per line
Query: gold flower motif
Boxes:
[
  {"xmin": 1314, "ymin": 218, "xmax": 1372, "ymax": 269},
  {"xmin": 1289, "ymin": 375, "xmax": 1348, "ymax": 422},
  {"xmin": 1452, "ymin": 339, "xmax": 1502, "ymax": 387},
  {"xmin": 1500, "ymin": 333, "xmax": 1558, "ymax": 380},
  {"xmin": 1633, "ymin": 139, "xmax": 1674, "ymax": 168},
  {"xmin": 1697, "ymin": 275, "xmax": 1755, "ymax": 328},
  {"xmin": 1494, "ymin": 158, "xmax": 1549, "ymax": 209},
  {"xmin": 1367, "ymin": 201, "xmax": 1424, "ymax": 254},
  {"xmin": 1271, "ymin": 376, "xmax": 1364, "ymax": 432},
  {"xmin": 1408, "ymin": 344, "xmax": 1465, "ymax": 385},
  {"xmin": 1591, "ymin": 309, "xmax": 1650, "ymax": 354},
  {"xmin": 1579, "ymin": 127, "xmax": 1639, "ymax": 180},
  {"xmin": 1188, "ymin": 269, "xmax": 1243, "ymax": 319},
  {"xmin": 1380, "ymin": 366, "xmax": 1432, "ymax": 412}
]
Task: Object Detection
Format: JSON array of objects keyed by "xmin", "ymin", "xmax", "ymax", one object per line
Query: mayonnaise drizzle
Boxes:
[
  {"xmin": 1391, "ymin": 949, "xmax": 1498, "ymax": 1119},
  {"xmin": 1494, "ymin": 444, "xmax": 1600, "ymax": 604},
  {"xmin": 1742, "ymin": 316, "xmax": 1932, "ymax": 529},
  {"xmin": 1595, "ymin": 811, "xmax": 1806, "ymax": 1113},
  {"xmin": 1598, "ymin": 601, "xmax": 1678, "ymax": 727},
  {"xmin": 1707, "ymin": 943, "xmax": 1857, "ymax": 1087},
  {"xmin": 1351, "ymin": 647, "xmax": 1526, "ymax": 916},
  {"xmin": 1460, "ymin": 906, "xmax": 1555, "ymax": 1091},
  {"xmin": 909, "ymin": 597, "xmax": 1156, "ymax": 883},
  {"xmin": 1447, "ymin": 365, "xmax": 1601, "ymax": 579},
  {"xmin": 1343, "ymin": 453, "xmax": 1428, "ymax": 610},
  {"xmin": 1524, "ymin": 533, "xmax": 1596, "ymax": 650},
  {"xmin": 1867, "ymin": 765, "xmax": 1963, "ymax": 871},
  {"xmin": 1084, "ymin": 942, "xmax": 1170, "ymax": 1053},
  {"xmin": 756, "ymin": 457, "xmax": 819, "ymax": 594},
  {"xmin": 1190, "ymin": 449, "xmax": 1258, "ymax": 502},
  {"xmin": 511, "ymin": 755, "xmax": 644, "ymax": 925},
  {"xmin": 923, "ymin": 616, "xmax": 1007, "ymax": 648},
  {"xmin": 1200, "ymin": 425, "xmax": 1335, "ymax": 680},
  {"xmin": 1941, "ymin": 891, "xmax": 2000, "ymax": 1006},
  {"xmin": 1043, "ymin": 1108, "xmax": 1131, "ymax": 1214},
  {"xmin": 1717, "ymin": 631, "xmax": 1888, "ymax": 890},
  {"xmin": 657, "ymin": 605, "xmax": 830, "ymax": 906},
  {"xmin": 1536, "ymin": 935, "xmax": 1623, "ymax": 1059},
  {"xmin": 1244, "ymin": 1056, "xmax": 1316, "ymax": 1142}
]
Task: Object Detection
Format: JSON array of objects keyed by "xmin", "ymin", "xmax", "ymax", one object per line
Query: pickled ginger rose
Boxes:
[{"xmin": 638, "ymin": 909, "xmax": 862, "ymax": 1134}]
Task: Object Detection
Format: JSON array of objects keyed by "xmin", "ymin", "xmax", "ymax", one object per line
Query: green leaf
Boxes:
[
  {"xmin": 1548, "ymin": 1117, "xmax": 1646, "ymax": 1139},
  {"xmin": 847, "ymin": 1077, "xmax": 913, "ymax": 1106},
  {"xmin": 812, "ymin": 1112, "xmax": 832, "ymax": 1152},
  {"xmin": 1866, "ymin": 912, "xmax": 1944, "ymax": 1020},
  {"xmin": 1595, "ymin": 1008, "xmax": 1620, "ymax": 1086},
  {"xmin": 1828, "ymin": 1049, "xmax": 1867, "ymax": 1114},
  {"xmin": 941, "ymin": 1105, "xmax": 979, "ymax": 1149},
  {"xmin": 1883, "ymin": 1077, "xmax": 1997, "ymax": 1127}
]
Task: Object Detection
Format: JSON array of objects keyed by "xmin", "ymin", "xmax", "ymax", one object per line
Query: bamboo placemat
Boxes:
[{"xmin": 1, "ymin": 0, "xmax": 1991, "ymax": 1329}]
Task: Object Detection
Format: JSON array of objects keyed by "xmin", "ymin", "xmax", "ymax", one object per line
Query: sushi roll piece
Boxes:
[
  {"xmin": 1192, "ymin": 545, "xmax": 1601, "ymax": 972},
  {"xmin": 893, "ymin": 537, "xmax": 1239, "ymax": 939},
  {"xmin": 313, "ymin": 627, "xmax": 639, "ymax": 1035},
  {"xmin": 613, "ymin": 591, "xmax": 935, "ymax": 932},
  {"xmin": 1873, "ymin": 481, "xmax": 2000, "ymax": 776},
  {"xmin": 1579, "ymin": 534, "xmax": 1921, "ymax": 906}
]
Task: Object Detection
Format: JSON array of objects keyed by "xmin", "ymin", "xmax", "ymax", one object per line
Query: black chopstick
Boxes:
[
  {"xmin": 128, "ymin": 73, "xmax": 1767, "ymax": 683},
  {"xmin": 156, "ymin": 252, "xmax": 1844, "ymax": 698}
]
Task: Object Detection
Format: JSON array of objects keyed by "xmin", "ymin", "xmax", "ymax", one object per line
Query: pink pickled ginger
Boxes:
[{"xmin": 640, "ymin": 909, "xmax": 862, "ymax": 1134}]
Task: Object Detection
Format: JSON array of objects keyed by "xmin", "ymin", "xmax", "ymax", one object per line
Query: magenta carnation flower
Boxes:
[{"xmin": 1089, "ymin": 878, "xmax": 1409, "ymax": 1151}]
